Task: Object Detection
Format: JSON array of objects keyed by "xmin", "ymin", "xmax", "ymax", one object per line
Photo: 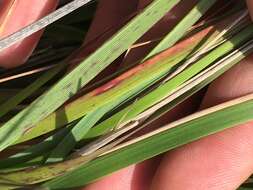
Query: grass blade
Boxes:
[
  {"xmin": 0, "ymin": 0, "xmax": 182, "ymax": 151},
  {"xmin": 16, "ymin": 16, "xmax": 215, "ymax": 144},
  {"xmin": 1, "ymin": 90, "xmax": 253, "ymax": 188},
  {"xmin": 0, "ymin": 24, "xmax": 218, "ymax": 168},
  {"xmin": 75, "ymin": 39, "xmax": 253, "ymax": 157},
  {"xmin": 145, "ymin": 0, "xmax": 217, "ymax": 59},
  {"xmin": 1, "ymin": 26, "xmax": 253, "ymax": 188},
  {"xmin": 45, "ymin": 102, "xmax": 120, "ymax": 163},
  {"xmin": 85, "ymin": 23, "xmax": 253, "ymax": 139},
  {"xmin": 2, "ymin": 18, "xmax": 249, "ymax": 171},
  {"xmin": 42, "ymin": 93, "xmax": 253, "ymax": 189}
]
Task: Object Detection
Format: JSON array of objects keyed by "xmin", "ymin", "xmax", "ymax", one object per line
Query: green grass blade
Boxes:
[
  {"xmin": 1, "ymin": 91, "xmax": 253, "ymax": 188},
  {"xmin": 0, "ymin": 25, "xmax": 217, "ymax": 168},
  {"xmin": 17, "ymin": 17, "xmax": 237, "ymax": 143},
  {"xmin": 145, "ymin": 0, "xmax": 217, "ymax": 59},
  {"xmin": 0, "ymin": 0, "xmax": 182, "ymax": 151},
  {"xmin": 135, "ymin": 40, "xmax": 253, "ymax": 135},
  {"xmin": 0, "ymin": 127, "xmax": 70, "ymax": 169},
  {"xmin": 16, "ymin": 22, "xmax": 211, "ymax": 144},
  {"xmin": 85, "ymin": 24, "xmax": 253, "ymax": 138},
  {"xmin": 16, "ymin": 52, "xmax": 183, "ymax": 143},
  {"xmin": 3, "ymin": 21, "xmax": 249, "ymax": 171},
  {"xmin": 45, "ymin": 103, "xmax": 117, "ymax": 163},
  {"xmin": 0, "ymin": 40, "xmax": 252, "ymax": 189},
  {"xmin": 1, "ymin": 37, "xmax": 248, "ymax": 170},
  {"xmin": 42, "ymin": 93, "xmax": 253, "ymax": 189}
]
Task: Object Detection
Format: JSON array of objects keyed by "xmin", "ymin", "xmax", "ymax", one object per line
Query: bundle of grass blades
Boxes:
[{"xmin": 1, "ymin": 0, "xmax": 253, "ymax": 189}]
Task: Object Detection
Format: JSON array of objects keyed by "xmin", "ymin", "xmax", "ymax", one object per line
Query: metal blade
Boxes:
[{"xmin": 0, "ymin": 0, "xmax": 93, "ymax": 51}]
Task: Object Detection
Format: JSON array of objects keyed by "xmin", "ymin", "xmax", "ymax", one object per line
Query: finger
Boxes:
[
  {"xmin": 0, "ymin": 0, "xmax": 58, "ymax": 68},
  {"xmin": 151, "ymin": 54, "xmax": 253, "ymax": 190}
]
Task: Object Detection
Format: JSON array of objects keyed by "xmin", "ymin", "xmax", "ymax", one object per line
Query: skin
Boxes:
[
  {"xmin": 81, "ymin": 0, "xmax": 253, "ymax": 190},
  {"xmin": 0, "ymin": 0, "xmax": 58, "ymax": 68}
]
